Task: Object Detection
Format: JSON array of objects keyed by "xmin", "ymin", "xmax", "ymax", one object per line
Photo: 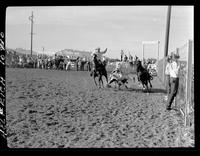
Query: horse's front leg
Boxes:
[
  {"xmin": 94, "ymin": 76, "xmax": 98, "ymax": 86},
  {"xmin": 105, "ymin": 73, "xmax": 108, "ymax": 84},
  {"xmin": 144, "ymin": 81, "xmax": 150, "ymax": 93},
  {"xmin": 141, "ymin": 82, "xmax": 146, "ymax": 91},
  {"xmin": 149, "ymin": 79, "xmax": 152, "ymax": 89},
  {"xmin": 98, "ymin": 75, "xmax": 103, "ymax": 88},
  {"xmin": 101, "ymin": 78, "xmax": 104, "ymax": 88},
  {"xmin": 101, "ymin": 75, "xmax": 104, "ymax": 87}
]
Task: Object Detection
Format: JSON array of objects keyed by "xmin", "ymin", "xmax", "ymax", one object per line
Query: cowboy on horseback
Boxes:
[
  {"xmin": 90, "ymin": 47, "xmax": 108, "ymax": 88},
  {"xmin": 135, "ymin": 59, "xmax": 153, "ymax": 91},
  {"xmin": 91, "ymin": 47, "xmax": 107, "ymax": 72}
]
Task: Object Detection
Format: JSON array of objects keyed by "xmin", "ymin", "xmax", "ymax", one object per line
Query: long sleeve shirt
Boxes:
[
  {"xmin": 165, "ymin": 63, "xmax": 171, "ymax": 75},
  {"xmin": 169, "ymin": 61, "xmax": 180, "ymax": 78}
]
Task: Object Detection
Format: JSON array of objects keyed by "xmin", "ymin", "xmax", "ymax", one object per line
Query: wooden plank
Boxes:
[
  {"xmin": 185, "ymin": 39, "xmax": 193, "ymax": 126},
  {"xmin": 142, "ymin": 40, "xmax": 159, "ymax": 45},
  {"xmin": 142, "ymin": 44, "xmax": 144, "ymax": 65},
  {"xmin": 174, "ymin": 48, "xmax": 179, "ymax": 108}
]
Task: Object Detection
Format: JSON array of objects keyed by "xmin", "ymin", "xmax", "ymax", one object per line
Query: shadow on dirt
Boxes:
[
  {"xmin": 105, "ymin": 87, "xmax": 167, "ymax": 94},
  {"xmin": 150, "ymin": 88, "xmax": 167, "ymax": 94}
]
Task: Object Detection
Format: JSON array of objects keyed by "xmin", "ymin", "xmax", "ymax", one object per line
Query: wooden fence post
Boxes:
[
  {"xmin": 142, "ymin": 43, "xmax": 144, "ymax": 66},
  {"xmin": 185, "ymin": 39, "xmax": 193, "ymax": 126},
  {"xmin": 174, "ymin": 48, "xmax": 179, "ymax": 108},
  {"xmin": 157, "ymin": 41, "xmax": 160, "ymax": 69}
]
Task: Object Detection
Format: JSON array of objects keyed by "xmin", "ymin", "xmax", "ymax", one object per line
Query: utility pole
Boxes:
[
  {"xmin": 157, "ymin": 41, "xmax": 160, "ymax": 68},
  {"xmin": 42, "ymin": 47, "xmax": 45, "ymax": 58},
  {"xmin": 29, "ymin": 11, "xmax": 35, "ymax": 57},
  {"xmin": 163, "ymin": 6, "xmax": 172, "ymax": 86}
]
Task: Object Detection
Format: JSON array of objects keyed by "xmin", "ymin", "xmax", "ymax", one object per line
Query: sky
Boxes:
[{"xmin": 6, "ymin": 6, "xmax": 193, "ymax": 59}]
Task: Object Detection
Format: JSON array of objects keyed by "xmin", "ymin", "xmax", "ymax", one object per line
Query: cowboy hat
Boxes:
[
  {"xmin": 174, "ymin": 53, "xmax": 180, "ymax": 59},
  {"xmin": 95, "ymin": 47, "xmax": 100, "ymax": 50},
  {"xmin": 171, "ymin": 53, "xmax": 180, "ymax": 59},
  {"xmin": 166, "ymin": 55, "xmax": 172, "ymax": 61}
]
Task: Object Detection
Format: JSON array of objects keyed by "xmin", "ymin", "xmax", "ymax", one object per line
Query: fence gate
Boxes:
[
  {"xmin": 142, "ymin": 41, "xmax": 160, "ymax": 67},
  {"xmin": 157, "ymin": 39, "xmax": 194, "ymax": 126},
  {"xmin": 173, "ymin": 40, "xmax": 194, "ymax": 126}
]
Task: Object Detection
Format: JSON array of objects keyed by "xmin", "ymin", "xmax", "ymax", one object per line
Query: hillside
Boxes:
[{"xmin": 55, "ymin": 49, "xmax": 92, "ymax": 59}]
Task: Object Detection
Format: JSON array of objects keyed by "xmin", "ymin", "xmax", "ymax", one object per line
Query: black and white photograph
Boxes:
[{"xmin": 3, "ymin": 5, "xmax": 194, "ymax": 148}]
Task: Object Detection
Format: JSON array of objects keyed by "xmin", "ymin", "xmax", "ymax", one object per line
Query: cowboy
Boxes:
[
  {"xmin": 113, "ymin": 62, "xmax": 123, "ymax": 79},
  {"xmin": 91, "ymin": 47, "xmax": 107, "ymax": 71},
  {"xmin": 166, "ymin": 53, "xmax": 180, "ymax": 111},
  {"xmin": 129, "ymin": 52, "xmax": 133, "ymax": 62},
  {"xmin": 121, "ymin": 50, "xmax": 124, "ymax": 61},
  {"xmin": 164, "ymin": 55, "xmax": 172, "ymax": 101},
  {"xmin": 123, "ymin": 54, "xmax": 128, "ymax": 62},
  {"xmin": 107, "ymin": 62, "xmax": 123, "ymax": 86}
]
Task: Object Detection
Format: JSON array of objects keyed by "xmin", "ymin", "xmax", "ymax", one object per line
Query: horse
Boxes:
[
  {"xmin": 54, "ymin": 56, "xmax": 64, "ymax": 70},
  {"xmin": 135, "ymin": 59, "xmax": 153, "ymax": 92},
  {"xmin": 90, "ymin": 55, "xmax": 108, "ymax": 88}
]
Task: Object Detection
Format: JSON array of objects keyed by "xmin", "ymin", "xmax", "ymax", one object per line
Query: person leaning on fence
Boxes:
[
  {"xmin": 164, "ymin": 55, "xmax": 172, "ymax": 101},
  {"xmin": 166, "ymin": 53, "xmax": 180, "ymax": 111}
]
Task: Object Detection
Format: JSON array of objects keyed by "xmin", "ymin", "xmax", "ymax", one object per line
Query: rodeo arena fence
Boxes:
[
  {"xmin": 5, "ymin": 49, "xmax": 93, "ymax": 72},
  {"xmin": 157, "ymin": 40, "xmax": 194, "ymax": 126}
]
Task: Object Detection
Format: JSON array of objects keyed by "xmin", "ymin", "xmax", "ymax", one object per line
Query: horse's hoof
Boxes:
[{"xmin": 107, "ymin": 85, "xmax": 110, "ymax": 88}]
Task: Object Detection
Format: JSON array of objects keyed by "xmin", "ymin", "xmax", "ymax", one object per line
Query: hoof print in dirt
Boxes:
[
  {"xmin": 6, "ymin": 66, "xmax": 194, "ymax": 148},
  {"xmin": 46, "ymin": 121, "xmax": 59, "ymax": 126}
]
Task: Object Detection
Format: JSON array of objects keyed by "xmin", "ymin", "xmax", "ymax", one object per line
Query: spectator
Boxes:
[
  {"xmin": 129, "ymin": 52, "xmax": 133, "ymax": 62},
  {"xmin": 121, "ymin": 50, "xmax": 124, "ymax": 61},
  {"xmin": 164, "ymin": 55, "xmax": 172, "ymax": 101},
  {"xmin": 166, "ymin": 53, "xmax": 180, "ymax": 111},
  {"xmin": 123, "ymin": 54, "xmax": 128, "ymax": 62}
]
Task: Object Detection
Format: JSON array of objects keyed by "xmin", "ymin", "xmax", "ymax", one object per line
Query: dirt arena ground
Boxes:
[{"xmin": 6, "ymin": 68, "xmax": 193, "ymax": 148}]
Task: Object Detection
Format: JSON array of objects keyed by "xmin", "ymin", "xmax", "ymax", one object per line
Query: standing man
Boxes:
[
  {"xmin": 166, "ymin": 53, "xmax": 180, "ymax": 111},
  {"xmin": 121, "ymin": 50, "xmax": 124, "ymax": 62},
  {"xmin": 123, "ymin": 54, "xmax": 128, "ymax": 62},
  {"xmin": 128, "ymin": 52, "xmax": 133, "ymax": 62},
  {"xmin": 164, "ymin": 55, "xmax": 172, "ymax": 101}
]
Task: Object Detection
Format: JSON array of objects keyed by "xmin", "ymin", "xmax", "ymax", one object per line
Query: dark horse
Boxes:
[
  {"xmin": 135, "ymin": 59, "xmax": 153, "ymax": 92},
  {"xmin": 90, "ymin": 55, "xmax": 108, "ymax": 88},
  {"xmin": 55, "ymin": 56, "xmax": 65, "ymax": 70}
]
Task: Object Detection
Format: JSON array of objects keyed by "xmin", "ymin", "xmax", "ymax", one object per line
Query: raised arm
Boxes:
[{"xmin": 99, "ymin": 48, "xmax": 107, "ymax": 54}]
